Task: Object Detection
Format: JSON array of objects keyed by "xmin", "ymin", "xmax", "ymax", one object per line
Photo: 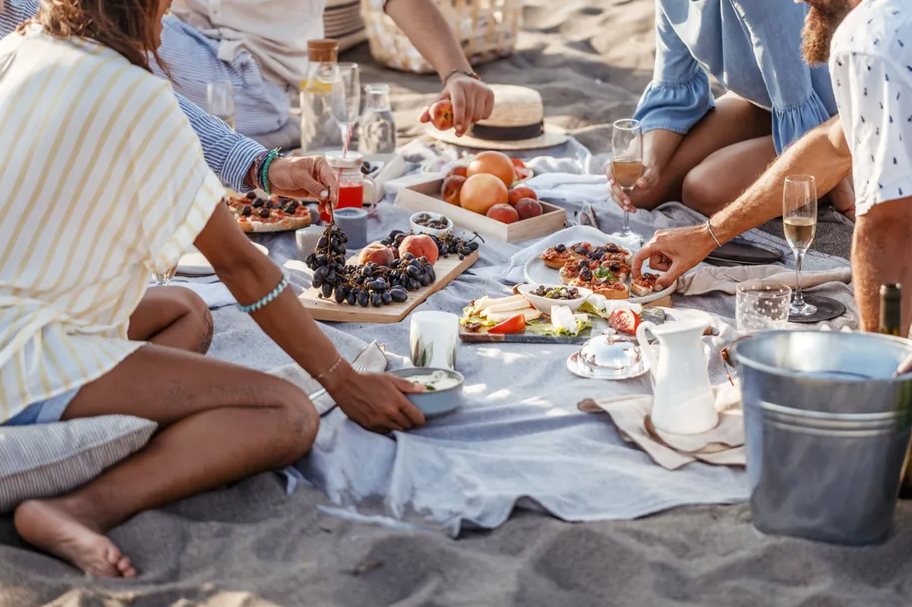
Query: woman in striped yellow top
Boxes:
[{"xmin": 1, "ymin": 0, "xmax": 425, "ymax": 578}]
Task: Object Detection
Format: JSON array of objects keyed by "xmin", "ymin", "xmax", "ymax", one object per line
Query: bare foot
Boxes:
[{"xmin": 14, "ymin": 500, "xmax": 136, "ymax": 578}]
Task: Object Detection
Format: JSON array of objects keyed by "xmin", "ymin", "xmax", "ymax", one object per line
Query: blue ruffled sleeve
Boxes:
[
  {"xmin": 634, "ymin": 2, "xmax": 713, "ymax": 135},
  {"xmin": 730, "ymin": 0, "xmax": 837, "ymax": 153}
]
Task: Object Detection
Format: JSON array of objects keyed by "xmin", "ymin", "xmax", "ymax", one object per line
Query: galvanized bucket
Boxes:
[{"xmin": 731, "ymin": 331, "xmax": 912, "ymax": 545}]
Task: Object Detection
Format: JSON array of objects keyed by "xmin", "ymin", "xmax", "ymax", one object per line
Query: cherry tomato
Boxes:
[
  {"xmin": 608, "ymin": 308, "xmax": 641, "ymax": 334},
  {"xmin": 488, "ymin": 313, "xmax": 526, "ymax": 334}
]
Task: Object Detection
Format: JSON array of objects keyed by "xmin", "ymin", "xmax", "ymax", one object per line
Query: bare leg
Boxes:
[
  {"xmin": 680, "ymin": 135, "xmax": 777, "ymax": 216},
  {"xmin": 128, "ymin": 286, "xmax": 213, "ymax": 354},
  {"xmin": 630, "ymin": 92, "xmax": 774, "ymax": 210},
  {"xmin": 14, "ymin": 345, "xmax": 318, "ymax": 577}
]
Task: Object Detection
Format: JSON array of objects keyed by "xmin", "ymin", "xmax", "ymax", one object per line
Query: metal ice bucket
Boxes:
[{"xmin": 731, "ymin": 331, "xmax": 912, "ymax": 545}]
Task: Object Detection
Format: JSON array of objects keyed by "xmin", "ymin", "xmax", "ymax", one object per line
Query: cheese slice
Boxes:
[
  {"xmin": 551, "ymin": 306, "xmax": 576, "ymax": 333},
  {"xmin": 476, "ymin": 294, "xmax": 524, "ymax": 312},
  {"xmin": 469, "ymin": 296, "xmax": 490, "ymax": 316},
  {"xmin": 486, "ymin": 308, "xmax": 542, "ymax": 323},
  {"xmin": 481, "ymin": 300, "xmax": 532, "ymax": 316}
]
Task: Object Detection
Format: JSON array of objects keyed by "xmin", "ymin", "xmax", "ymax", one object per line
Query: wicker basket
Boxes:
[{"xmin": 360, "ymin": 0, "xmax": 522, "ymax": 74}]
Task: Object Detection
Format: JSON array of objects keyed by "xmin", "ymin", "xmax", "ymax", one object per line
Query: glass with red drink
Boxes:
[{"xmin": 322, "ymin": 150, "xmax": 376, "ymax": 223}]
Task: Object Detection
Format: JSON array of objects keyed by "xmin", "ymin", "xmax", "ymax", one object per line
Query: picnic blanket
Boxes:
[
  {"xmin": 211, "ymin": 177, "xmax": 854, "ymax": 535},
  {"xmin": 0, "ymin": 145, "xmax": 862, "ymax": 605}
]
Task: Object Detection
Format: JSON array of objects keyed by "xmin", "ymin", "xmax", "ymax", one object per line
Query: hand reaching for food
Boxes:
[{"xmin": 420, "ymin": 74, "xmax": 494, "ymax": 136}]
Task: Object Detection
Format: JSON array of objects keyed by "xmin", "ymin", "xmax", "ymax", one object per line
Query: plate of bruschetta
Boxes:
[{"xmin": 524, "ymin": 236, "xmax": 675, "ymax": 305}]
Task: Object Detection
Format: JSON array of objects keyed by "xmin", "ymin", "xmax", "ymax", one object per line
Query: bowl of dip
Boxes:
[{"xmin": 390, "ymin": 367, "xmax": 465, "ymax": 418}]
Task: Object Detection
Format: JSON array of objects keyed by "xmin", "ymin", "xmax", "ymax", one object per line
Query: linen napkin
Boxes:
[
  {"xmin": 677, "ymin": 264, "xmax": 852, "ymax": 297},
  {"xmin": 578, "ymin": 381, "xmax": 745, "ymax": 470},
  {"xmin": 269, "ymin": 341, "xmax": 388, "ymax": 415}
]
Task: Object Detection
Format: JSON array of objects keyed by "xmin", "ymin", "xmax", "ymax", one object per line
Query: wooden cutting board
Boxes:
[{"xmin": 299, "ymin": 250, "xmax": 479, "ymax": 323}]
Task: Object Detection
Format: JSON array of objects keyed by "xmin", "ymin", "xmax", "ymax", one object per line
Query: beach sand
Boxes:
[{"xmin": 0, "ymin": 1, "xmax": 869, "ymax": 604}]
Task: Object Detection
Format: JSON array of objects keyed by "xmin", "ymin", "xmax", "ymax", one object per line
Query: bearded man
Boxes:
[{"xmin": 631, "ymin": 0, "xmax": 912, "ymax": 334}]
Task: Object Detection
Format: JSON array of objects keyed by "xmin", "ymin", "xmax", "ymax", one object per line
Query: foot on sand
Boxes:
[{"xmin": 14, "ymin": 500, "xmax": 136, "ymax": 578}]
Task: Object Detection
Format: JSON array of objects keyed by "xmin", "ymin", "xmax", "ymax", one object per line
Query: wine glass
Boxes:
[
  {"xmin": 206, "ymin": 81, "xmax": 236, "ymax": 130},
  {"xmin": 152, "ymin": 266, "xmax": 176, "ymax": 287},
  {"xmin": 610, "ymin": 119, "xmax": 644, "ymax": 245},
  {"xmin": 331, "ymin": 63, "xmax": 360, "ymax": 155},
  {"xmin": 783, "ymin": 175, "xmax": 818, "ymax": 317}
]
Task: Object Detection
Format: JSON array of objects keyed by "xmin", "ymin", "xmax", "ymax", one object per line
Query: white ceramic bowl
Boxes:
[
  {"xmin": 410, "ymin": 211, "xmax": 453, "ymax": 237},
  {"xmin": 518, "ymin": 283, "xmax": 592, "ymax": 314}
]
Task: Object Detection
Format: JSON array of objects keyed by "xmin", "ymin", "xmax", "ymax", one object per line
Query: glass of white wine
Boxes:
[
  {"xmin": 206, "ymin": 81, "xmax": 236, "ymax": 129},
  {"xmin": 783, "ymin": 175, "xmax": 818, "ymax": 317},
  {"xmin": 610, "ymin": 119, "xmax": 644, "ymax": 245},
  {"xmin": 151, "ymin": 266, "xmax": 176, "ymax": 287}
]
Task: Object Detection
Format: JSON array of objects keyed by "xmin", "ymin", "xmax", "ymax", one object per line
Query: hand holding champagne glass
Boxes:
[
  {"xmin": 610, "ymin": 119, "xmax": 644, "ymax": 245},
  {"xmin": 782, "ymin": 175, "xmax": 818, "ymax": 317}
]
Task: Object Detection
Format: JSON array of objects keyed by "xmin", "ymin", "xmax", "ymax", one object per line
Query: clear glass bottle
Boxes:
[
  {"xmin": 358, "ymin": 83, "xmax": 396, "ymax": 154},
  {"xmin": 300, "ymin": 39, "xmax": 342, "ymax": 152}
]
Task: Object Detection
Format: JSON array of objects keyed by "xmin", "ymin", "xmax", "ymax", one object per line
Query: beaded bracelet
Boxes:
[
  {"xmin": 238, "ymin": 272, "xmax": 289, "ymax": 314},
  {"xmin": 259, "ymin": 148, "xmax": 282, "ymax": 195},
  {"xmin": 249, "ymin": 150, "xmax": 270, "ymax": 190},
  {"xmin": 314, "ymin": 355, "xmax": 345, "ymax": 381}
]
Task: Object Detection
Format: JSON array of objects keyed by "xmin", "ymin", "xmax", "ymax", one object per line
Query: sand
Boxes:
[{"xmin": 0, "ymin": 1, "xmax": 872, "ymax": 605}]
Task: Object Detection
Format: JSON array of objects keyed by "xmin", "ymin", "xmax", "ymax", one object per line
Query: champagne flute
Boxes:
[
  {"xmin": 330, "ymin": 63, "xmax": 360, "ymax": 155},
  {"xmin": 783, "ymin": 175, "xmax": 818, "ymax": 317},
  {"xmin": 610, "ymin": 119, "xmax": 644, "ymax": 245},
  {"xmin": 206, "ymin": 81, "xmax": 236, "ymax": 129}
]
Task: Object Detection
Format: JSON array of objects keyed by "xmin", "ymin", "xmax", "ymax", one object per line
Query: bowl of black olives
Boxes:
[{"xmin": 410, "ymin": 212, "xmax": 453, "ymax": 237}]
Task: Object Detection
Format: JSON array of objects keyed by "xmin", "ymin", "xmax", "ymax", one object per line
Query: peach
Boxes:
[
  {"xmin": 358, "ymin": 243, "xmax": 395, "ymax": 267},
  {"xmin": 399, "ymin": 234, "xmax": 439, "ymax": 265},
  {"xmin": 509, "ymin": 186, "xmax": 537, "ymax": 206},
  {"xmin": 441, "ymin": 175, "xmax": 466, "ymax": 206},
  {"xmin": 429, "ymin": 100, "xmax": 454, "ymax": 131},
  {"xmin": 460, "ymin": 173, "xmax": 509, "ymax": 215},
  {"xmin": 514, "ymin": 198, "xmax": 543, "ymax": 220},
  {"xmin": 486, "ymin": 203, "xmax": 520, "ymax": 224},
  {"xmin": 448, "ymin": 165, "xmax": 468, "ymax": 179}
]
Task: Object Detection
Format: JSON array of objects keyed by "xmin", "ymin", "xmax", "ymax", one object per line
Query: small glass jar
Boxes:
[
  {"xmin": 358, "ymin": 83, "xmax": 396, "ymax": 154},
  {"xmin": 324, "ymin": 151, "xmax": 376, "ymax": 223}
]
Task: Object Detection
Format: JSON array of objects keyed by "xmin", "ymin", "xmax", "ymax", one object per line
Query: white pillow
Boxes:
[{"xmin": 0, "ymin": 415, "xmax": 157, "ymax": 513}]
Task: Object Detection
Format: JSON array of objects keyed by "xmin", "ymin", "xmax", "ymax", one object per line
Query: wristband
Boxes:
[{"xmin": 706, "ymin": 221, "xmax": 723, "ymax": 248}]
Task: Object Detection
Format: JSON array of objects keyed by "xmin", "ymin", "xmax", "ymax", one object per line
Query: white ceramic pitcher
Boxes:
[{"xmin": 635, "ymin": 318, "xmax": 718, "ymax": 435}]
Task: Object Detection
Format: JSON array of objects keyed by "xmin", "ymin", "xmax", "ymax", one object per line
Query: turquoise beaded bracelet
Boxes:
[
  {"xmin": 238, "ymin": 273, "xmax": 289, "ymax": 314},
  {"xmin": 259, "ymin": 148, "xmax": 282, "ymax": 195}
]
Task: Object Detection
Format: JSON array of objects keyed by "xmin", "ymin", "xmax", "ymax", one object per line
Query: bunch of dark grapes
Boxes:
[
  {"xmin": 305, "ymin": 224, "xmax": 436, "ymax": 308},
  {"xmin": 378, "ymin": 230, "xmax": 482, "ymax": 261}
]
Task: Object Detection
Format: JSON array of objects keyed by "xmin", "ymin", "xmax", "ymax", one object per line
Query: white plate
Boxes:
[
  {"xmin": 523, "ymin": 244, "xmax": 676, "ymax": 305},
  {"xmin": 566, "ymin": 351, "xmax": 649, "ymax": 381},
  {"xmin": 177, "ymin": 243, "xmax": 269, "ymax": 276}
]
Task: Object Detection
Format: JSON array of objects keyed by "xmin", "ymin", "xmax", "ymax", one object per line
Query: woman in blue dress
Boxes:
[{"xmin": 608, "ymin": 0, "xmax": 855, "ymax": 217}]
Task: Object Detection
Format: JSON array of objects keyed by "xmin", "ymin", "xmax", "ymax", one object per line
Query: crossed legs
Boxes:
[
  {"xmin": 14, "ymin": 287, "xmax": 319, "ymax": 577},
  {"xmin": 630, "ymin": 92, "xmax": 777, "ymax": 216}
]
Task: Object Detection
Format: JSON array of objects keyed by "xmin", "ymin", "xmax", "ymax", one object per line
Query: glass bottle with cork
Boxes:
[{"xmin": 300, "ymin": 39, "xmax": 341, "ymax": 152}]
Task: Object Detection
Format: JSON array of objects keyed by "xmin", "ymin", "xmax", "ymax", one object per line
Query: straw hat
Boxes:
[{"xmin": 430, "ymin": 84, "xmax": 567, "ymax": 151}]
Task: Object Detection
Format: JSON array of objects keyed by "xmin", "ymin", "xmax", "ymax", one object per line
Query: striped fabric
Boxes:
[
  {"xmin": 0, "ymin": 26, "xmax": 225, "ymax": 423},
  {"xmin": 0, "ymin": 0, "xmax": 267, "ymax": 192},
  {"xmin": 0, "ymin": 415, "xmax": 157, "ymax": 513}
]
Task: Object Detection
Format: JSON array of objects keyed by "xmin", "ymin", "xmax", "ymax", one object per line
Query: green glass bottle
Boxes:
[{"xmin": 880, "ymin": 284, "xmax": 902, "ymax": 336}]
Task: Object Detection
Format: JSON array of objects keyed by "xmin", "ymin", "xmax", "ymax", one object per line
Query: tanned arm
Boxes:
[
  {"xmin": 633, "ymin": 116, "xmax": 853, "ymax": 286},
  {"xmin": 852, "ymin": 198, "xmax": 912, "ymax": 333}
]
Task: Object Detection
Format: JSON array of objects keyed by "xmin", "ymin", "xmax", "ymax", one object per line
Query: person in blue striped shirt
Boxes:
[{"xmin": 0, "ymin": 0, "xmax": 340, "ymax": 201}]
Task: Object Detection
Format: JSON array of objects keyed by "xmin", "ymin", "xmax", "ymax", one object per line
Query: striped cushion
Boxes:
[{"xmin": 0, "ymin": 416, "xmax": 157, "ymax": 513}]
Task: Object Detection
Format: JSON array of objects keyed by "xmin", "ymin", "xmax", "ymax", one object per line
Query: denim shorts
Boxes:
[{"xmin": 2, "ymin": 389, "xmax": 80, "ymax": 427}]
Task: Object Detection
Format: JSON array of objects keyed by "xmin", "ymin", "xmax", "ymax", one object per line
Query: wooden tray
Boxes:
[
  {"xmin": 396, "ymin": 178, "xmax": 568, "ymax": 243},
  {"xmin": 299, "ymin": 250, "xmax": 479, "ymax": 323}
]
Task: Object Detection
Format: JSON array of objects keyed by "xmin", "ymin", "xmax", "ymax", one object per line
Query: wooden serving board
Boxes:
[
  {"xmin": 299, "ymin": 250, "xmax": 479, "ymax": 323},
  {"xmin": 397, "ymin": 177, "xmax": 568, "ymax": 243}
]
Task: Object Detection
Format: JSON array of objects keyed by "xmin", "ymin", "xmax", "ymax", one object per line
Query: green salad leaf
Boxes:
[{"xmin": 526, "ymin": 317, "xmax": 592, "ymax": 337}]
